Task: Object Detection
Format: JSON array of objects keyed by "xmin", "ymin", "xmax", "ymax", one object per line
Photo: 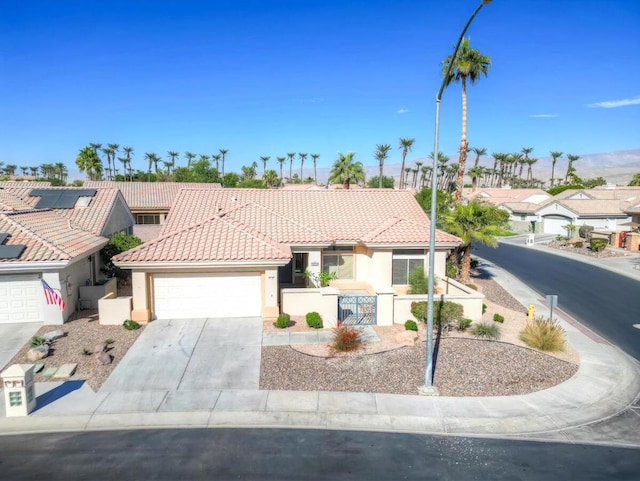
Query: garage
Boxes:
[
  {"xmin": 0, "ymin": 275, "xmax": 42, "ymax": 324},
  {"xmin": 153, "ymin": 272, "xmax": 262, "ymax": 319},
  {"xmin": 543, "ymin": 216, "xmax": 573, "ymax": 236}
]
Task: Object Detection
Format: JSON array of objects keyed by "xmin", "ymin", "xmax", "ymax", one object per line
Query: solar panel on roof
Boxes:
[
  {"xmin": 0, "ymin": 245, "xmax": 25, "ymax": 259},
  {"xmin": 0, "ymin": 233, "xmax": 8, "ymax": 245},
  {"xmin": 29, "ymin": 188, "xmax": 97, "ymax": 209}
]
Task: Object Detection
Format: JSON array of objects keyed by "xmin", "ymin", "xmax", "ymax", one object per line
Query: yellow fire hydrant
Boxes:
[{"xmin": 527, "ymin": 304, "xmax": 536, "ymax": 320}]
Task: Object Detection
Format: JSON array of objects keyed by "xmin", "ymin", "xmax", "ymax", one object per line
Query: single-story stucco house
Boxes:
[
  {"xmin": 0, "ymin": 183, "xmax": 134, "ymax": 324},
  {"xmin": 113, "ymin": 188, "xmax": 476, "ymax": 327}
]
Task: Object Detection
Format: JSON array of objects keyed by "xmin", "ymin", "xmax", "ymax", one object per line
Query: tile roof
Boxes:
[
  {"xmin": 85, "ymin": 181, "xmax": 221, "ymax": 210},
  {"xmin": 0, "ymin": 190, "xmax": 35, "ymax": 212},
  {"xmin": 499, "ymin": 202, "xmax": 541, "ymax": 214},
  {"xmin": 116, "ymin": 189, "xmax": 460, "ymax": 264},
  {"xmin": 464, "ymin": 188, "xmax": 550, "ymax": 204},
  {"xmin": 0, "ymin": 210, "xmax": 107, "ymax": 263},
  {"xmin": 549, "ymin": 199, "xmax": 633, "ymax": 216}
]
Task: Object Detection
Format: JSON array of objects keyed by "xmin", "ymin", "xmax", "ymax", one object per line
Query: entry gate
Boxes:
[{"xmin": 338, "ymin": 295, "xmax": 377, "ymax": 325}]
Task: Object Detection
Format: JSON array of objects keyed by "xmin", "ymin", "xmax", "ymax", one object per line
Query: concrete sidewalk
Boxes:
[{"xmin": 1, "ymin": 266, "xmax": 639, "ymax": 442}]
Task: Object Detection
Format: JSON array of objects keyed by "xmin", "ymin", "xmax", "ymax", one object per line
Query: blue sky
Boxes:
[{"xmin": 1, "ymin": 0, "xmax": 638, "ymax": 178}]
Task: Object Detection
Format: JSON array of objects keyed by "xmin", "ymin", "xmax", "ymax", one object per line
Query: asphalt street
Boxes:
[
  {"xmin": 475, "ymin": 242, "xmax": 640, "ymax": 361},
  {"xmin": 1, "ymin": 428, "xmax": 639, "ymax": 480}
]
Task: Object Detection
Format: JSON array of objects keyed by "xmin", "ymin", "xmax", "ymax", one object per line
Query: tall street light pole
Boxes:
[{"xmin": 421, "ymin": 0, "xmax": 493, "ymax": 395}]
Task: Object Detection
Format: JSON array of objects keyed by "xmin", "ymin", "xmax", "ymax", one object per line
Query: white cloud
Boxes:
[
  {"xmin": 529, "ymin": 113, "xmax": 559, "ymax": 118},
  {"xmin": 396, "ymin": 108, "xmax": 409, "ymax": 114},
  {"xmin": 587, "ymin": 96, "xmax": 640, "ymax": 108}
]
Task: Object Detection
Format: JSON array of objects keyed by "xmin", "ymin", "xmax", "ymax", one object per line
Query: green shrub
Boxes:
[
  {"xmin": 574, "ymin": 241, "xmax": 583, "ymax": 248},
  {"xmin": 305, "ymin": 312, "xmax": 323, "ymax": 329},
  {"xmin": 410, "ymin": 301, "xmax": 464, "ymax": 331},
  {"xmin": 404, "ymin": 320, "xmax": 418, "ymax": 331},
  {"xmin": 578, "ymin": 225, "xmax": 594, "ymax": 239},
  {"xmin": 123, "ymin": 319, "xmax": 141, "ymax": 330},
  {"xmin": 407, "ymin": 266, "xmax": 428, "ymax": 294},
  {"xmin": 590, "ymin": 238, "xmax": 608, "ymax": 252},
  {"xmin": 275, "ymin": 313, "xmax": 291, "ymax": 329},
  {"xmin": 471, "ymin": 322, "xmax": 500, "ymax": 340},
  {"xmin": 331, "ymin": 326, "xmax": 363, "ymax": 352},
  {"xmin": 470, "ymin": 258, "xmax": 479, "ymax": 269},
  {"xmin": 456, "ymin": 318, "xmax": 473, "ymax": 331},
  {"xmin": 519, "ymin": 317, "xmax": 566, "ymax": 352},
  {"xmin": 105, "ymin": 338, "xmax": 114, "ymax": 345},
  {"xmin": 446, "ymin": 262, "xmax": 458, "ymax": 279},
  {"xmin": 30, "ymin": 336, "xmax": 50, "ymax": 348},
  {"xmin": 482, "ymin": 303, "xmax": 487, "ymax": 314},
  {"xmin": 81, "ymin": 348, "xmax": 92, "ymax": 356},
  {"xmin": 493, "ymin": 313, "xmax": 505, "ymax": 323}
]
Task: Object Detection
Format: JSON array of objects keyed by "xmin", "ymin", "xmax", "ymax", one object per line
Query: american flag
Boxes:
[{"xmin": 41, "ymin": 279, "xmax": 66, "ymax": 311}]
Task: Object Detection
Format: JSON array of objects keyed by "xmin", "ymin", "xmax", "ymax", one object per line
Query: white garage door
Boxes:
[
  {"xmin": 153, "ymin": 273, "xmax": 262, "ymax": 319},
  {"xmin": 543, "ymin": 216, "xmax": 572, "ymax": 236},
  {"xmin": 0, "ymin": 275, "xmax": 42, "ymax": 324}
]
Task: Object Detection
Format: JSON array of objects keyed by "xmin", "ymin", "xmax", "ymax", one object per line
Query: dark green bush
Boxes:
[
  {"xmin": 407, "ymin": 266, "xmax": 428, "ymax": 294},
  {"xmin": 456, "ymin": 318, "xmax": 473, "ymax": 331},
  {"xmin": 446, "ymin": 262, "xmax": 458, "ymax": 279},
  {"xmin": 470, "ymin": 258, "xmax": 479, "ymax": 269},
  {"xmin": 482, "ymin": 303, "xmax": 487, "ymax": 314},
  {"xmin": 410, "ymin": 301, "xmax": 463, "ymax": 331},
  {"xmin": 331, "ymin": 326, "xmax": 363, "ymax": 352},
  {"xmin": 30, "ymin": 336, "xmax": 50, "ymax": 348},
  {"xmin": 590, "ymin": 238, "xmax": 608, "ymax": 252},
  {"xmin": 404, "ymin": 320, "xmax": 418, "ymax": 331},
  {"xmin": 123, "ymin": 319, "xmax": 141, "ymax": 330},
  {"xmin": 472, "ymin": 322, "xmax": 500, "ymax": 339},
  {"xmin": 574, "ymin": 241, "xmax": 583, "ymax": 248},
  {"xmin": 305, "ymin": 312, "xmax": 323, "ymax": 329},
  {"xmin": 275, "ymin": 313, "xmax": 291, "ymax": 329},
  {"xmin": 493, "ymin": 313, "xmax": 505, "ymax": 323}
]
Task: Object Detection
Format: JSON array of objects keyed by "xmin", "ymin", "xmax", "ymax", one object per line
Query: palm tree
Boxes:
[
  {"xmin": 262, "ymin": 169, "xmax": 279, "ymax": 188},
  {"xmin": 4, "ymin": 164, "xmax": 17, "ymax": 177},
  {"xmin": 212, "ymin": 154, "xmax": 221, "ymax": 172},
  {"xmin": 102, "ymin": 146, "xmax": 114, "ymax": 180},
  {"xmin": 122, "ymin": 146, "xmax": 134, "ymax": 181},
  {"xmin": 54, "ymin": 162, "xmax": 67, "ymax": 182},
  {"xmin": 117, "ymin": 157, "xmax": 127, "ymax": 180},
  {"xmin": 219, "ymin": 148, "xmax": 228, "ymax": 177},
  {"xmin": 167, "ymin": 151, "xmax": 179, "ymax": 173},
  {"xmin": 398, "ymin": 138, "xmax": 415, "ymax": 189},
  {"xmin": 489, "ymin": 152, "xmax": 500, "ymax": 187},
  {"xmin": 467, "ymin": 166, "xmax": 484, "ymax": 191},
  {"xmin": 413, "ymin": 161, "xmax": 423, "ymax": 189},
  {"xmin": 19, "ymin": 166, "xmax": 29, "ymax": 176},
  {"xmin": 328, "ymin": 152, "xmax": 365, "ymax": 189},
  {"xmin": 29, "ymin": 166, "xmax": 38, "ymax": 178},
  {"xmin": 144, "ymin": 153, "xmax": 155, "ymax": 182},
  {"xmin": 260, "ymin": 156, "xmax": 270, "ymax": 174},
  {"xmin": 89, "ymin": 143, "xmax": 102, "ymax": 155},
  {"xmin": 185, "ymin": 151, "xmax": 196, "ymax": 169},
  {"xmin": 298, "ymin": 153, "xmax": 307, "ymax": 180},
  {"xmin": 470, "ymin": 146, "xmax": 486, "ymax": 168},
  {"xmin": 404, "ymin": 167, "xmax": 412, "ymax": 188},
  {"xmin": 311, "ymin": 153, "xmax": 320, "ymax": 183},
  {"xmin": 276, "ymin": 156, "xmax": 286, "ymax": 182},
  {"xmin": 442, "ymin": 38, "xmax": 491, "ymax": 204},
  {"xmin": 108, "ymin": 144, "xmax": 119, "ymax": 180},
  {"xmin": 76, "ymin": 146, "xmax": 103, "ymax": 181},
  {"xmin": 550, "ymin": 151, "xmax": 563, "ymax": 187},
  {"xmin": 526, "ymin": 158, "xmax": 538, "ymax": 183},
  {"xmin": 565, "ymin": 154, "xmax": 580, "ymax": 183},
  {"xmin": 444, "ymin": 201, "xmax": 507, "ymax": 283},
  {"xmin": 373, "ymin": 144, "xmax": 391, "ymax": 188}
]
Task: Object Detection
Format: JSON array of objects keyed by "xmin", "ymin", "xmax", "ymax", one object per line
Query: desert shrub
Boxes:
[
  {"xmin": 574, "ymin": 241, "xmax": 583, "ymax": 248},
  {"xmin": 470, "ymin": 258, "xmax": 479, "ymax": 269},
  {"xmin": 493, "ymin": 313, "xmax": 505, "ymax": 323},
  {"xmin": 404, "ymin": 320, "xmax": 418, "ymax": 331},
  {"xmin": 456, "ymin": 318, "xmax": 473, "ymax": 331},
  {"xmin": 275, "ymin": 313, "xmax": 291, "ymax": 329},
  {"xmin": 446, "ymin": 262, "xmax": 458, "ymax": 279},
  {"xmin": 30, "ymin": 336, "xmax": 50, "ymax": 348},
  {"xmin": 519, "ymin": 317, "xmax": 566, "ymax": 352},
  {"xmin": 482, "ymin": 303, "xmax": 487, "ymax": 314},
  {"xmin": 123, "ymin": 319, "xmax": 141, "ymax": 330},
  {"xmin": 465, "ymin": 283, "xmax": 478, "ymax": 291},
  {"xmin": 410, "ymin": 301, "xmax": 426, "ymax": 322},
  {"xmin": 590, "ymin": 238, "xmax": 608, "ymax": 252},
  {"xmin": 81, "ymin": 348, "xmax": 92, "ymax": 356},
  {"xmin": 471, "ymin": 322, "xmax": 500, "ymax": 340},
  {"xmin": 105, "ymin": 338, "xmax": 114, "ymax": 345},
  {"xmin": 331, "ymin": 326, "xmax": 363, "ymax": 352},
  {"xmin": 305, "ymin": 312, "xmax": 323, "ymax": 329},
  {"xmin": 410, "ymin": 301, "xmax": 464, "ymax": 331},
  {"xmin": 578, "ymin": 224, "xmax": 594, "ymax": 239},
  {"xmin": 407, "ymin": 266, "xmax": 428, "ymax": 294}
]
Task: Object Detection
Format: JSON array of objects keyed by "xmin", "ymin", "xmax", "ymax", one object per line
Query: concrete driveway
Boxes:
[
  {"xmin": 99, "ymin": 317, "xmax": 262, "ymax": 393},
  {"xmin": 0, "ymin": 322, "xmax": 41, "ymax": 372}
]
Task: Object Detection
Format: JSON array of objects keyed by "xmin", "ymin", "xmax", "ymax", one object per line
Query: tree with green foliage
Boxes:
[
  {"xmin": 565, "ymin": 154, "xmax": 580, "ymax": 184},
  {"xmin": 100, "ymin": 233, "xmax": 142, "ymax": 284},
  {"xmin": 328, "ymin": 152, "xmax": 365, "ymax": 189},
  {"xmin": 374, "ymin": 144, "xmax": 391, "ymax": 188},
  {"xmin": 549, "ymin": 151, "xmax": 563, "ymax": 187},
  {"xmin": 218, "ymin": 148, "xmax": 228, "ymax": 176},
  {"xmin": 221, "ymin": 172, "xmax": 239, "ymax": 187},
  {"xmin": 444, "ymin": 200, "xmax": 509, "ymax": 283},
  {"xmin": 262, "ymin": 169, "xmax": 280, "ymax": 188},
  {"xmin": 628, "ymin": 173, "xmax": 640, "ymax": 186},
  {"xmin": 367, "ymin": 175, "xmax": 395, "ymax": 189},
  {"xmin": 398, "ymin": 138, "xmax": 415, "ymax": 189},
  {"xmin": 414, "ymin": 188, "xmax": 453, "ymax": 228},
  {"xmin": 76, "ymin": 146, "xmax": 103, "ymax": 181},
  {"xmin": 310, "ymin": 153, "xmax": 320, "ymax": 183},
  {"xmin": 441, "ymin": 37, "xmax": 491, "ymax": 204}
]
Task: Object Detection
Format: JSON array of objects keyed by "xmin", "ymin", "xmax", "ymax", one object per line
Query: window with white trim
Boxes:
[
  {"xmin": 322, "ymin": 246, "xmax": 354, "ymax": 280},
  {"xmin": 392, "ymin": 249, "xmax": 426, "ymax": 285},
  {"xmin": 136, "ymin": 214, "xmax": 160, "ymax": 225}
]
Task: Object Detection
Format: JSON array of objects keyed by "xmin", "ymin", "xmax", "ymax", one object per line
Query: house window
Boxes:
[
  {"xmin": 136, "ymin": 214, "xmax": 160, "ymax": 225},
  {"xmin": 392, "ymin": 249, "xmax": 426, "ymax": 285},
  {"xmin": 322, "ymin": 246, "xmax": 354, "ymax": 280}
]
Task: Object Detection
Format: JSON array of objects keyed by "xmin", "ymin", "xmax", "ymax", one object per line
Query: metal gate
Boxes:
[{"xmin": 338, "ymin": 295, "xmax": 377, "ymax": 325}]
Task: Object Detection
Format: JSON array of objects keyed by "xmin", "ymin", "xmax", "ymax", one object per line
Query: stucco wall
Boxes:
[{"xmin": 102, "ymin": 195, "xmax": 135, "ymax": 237}]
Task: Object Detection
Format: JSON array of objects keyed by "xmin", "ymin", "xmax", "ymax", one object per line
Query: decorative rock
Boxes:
[
  {"xmin": 53, "ymin": 363, "xmax": 77, "ymax": 378},
  {"xmin": 95, "ymin": 352, "xmax": 112, "ymax": 365},
  {"xmin": 395, "ymin": 331, "xmax": 418, "ymax": 347},
  {"xmin": 27, "ymin": 345, "xmax": 49, "ymax": 361},
  {"xmin": 43, "ymin": 330, "xmax": 65, "ymax": 342},
  {"xmin": 93, "ymin": 343, "xmax": 106, "ymax": 354}
]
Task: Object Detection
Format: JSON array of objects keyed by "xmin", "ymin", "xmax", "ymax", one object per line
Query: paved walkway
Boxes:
[
  {"xmin": 0, "ymin": 262, "xmax": 639, "ymax": 443},
  {"xmin": 0, "ymin": 322, "xmax": 41, "ymax": 371}
]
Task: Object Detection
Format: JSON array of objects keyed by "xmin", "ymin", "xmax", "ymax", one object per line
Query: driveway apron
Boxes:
[
  {"xmin": 0, "ymin": 322, "xmax": 41, "ymax": 371},
  {"xmin": 99, "ymin": 317, "xmax": 262, "ymax": 393}
]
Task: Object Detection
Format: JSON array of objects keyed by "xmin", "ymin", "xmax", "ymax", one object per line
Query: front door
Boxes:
[{"xmin": 293, "ymin": 253, "xmax": 307, "ymax": 285}]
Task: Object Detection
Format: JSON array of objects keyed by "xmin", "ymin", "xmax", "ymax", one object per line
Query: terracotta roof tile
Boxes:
[{"xmin": 0, "ymin": 190, "xmax": 34, "ymax": 212}]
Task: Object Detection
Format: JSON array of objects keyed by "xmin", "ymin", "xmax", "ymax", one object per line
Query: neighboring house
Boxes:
[
  {"xmin": 622, "ymin": 203, "xmax": 640, "ymax": 251},
  {"xmin": 0, "ymin": 184, "xmax": 135, "ymax": 325},
  {"xmin": 114, "ymin": 189, "xmax": 466, "ymax": 326},
  {"xmin": 534, "ymin": 187, "xmax": 639, "ymax": 236},
  {"xmin": 85, "ymin": 181, "xmax": 222, "ymax": 241}
]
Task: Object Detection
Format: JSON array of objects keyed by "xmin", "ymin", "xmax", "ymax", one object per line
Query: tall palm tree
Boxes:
[
  {"xmin": 328, "ymin": 152, "xmax": 365, "ymax": 189},
  {"xmin": 54, "ymin": 162, "xmax": 67, "ymax": 182},
  {"xmin": 167, "ymin": 151, "xmax": 179, "ymax": 173},
  {"xmin": 489, "ymin": 152, "xmax": 500, "ymax": 187},
  {"xmin": 298, "ymin": 153, "xmax": 307, "ymax": 180},
  {"xmin": 260, "ymin": 156, "xmax": 270, "ymax": 174},
  {"xmin": 414, "ymin": 161, "xmax": 423, "ymax": 189},
  {"xmin": 144, "ymin": 153, "xmax": 155, "ymax": 182},
  {"xmin": 467, "ymin": 166, "xmax": 484, "ymax": 191},
  {"xmin": 219, "ymin": 148, "xmax": 228, "ymax": 177},
  {"xmin": 276, "ymin": 156, "xmax": 286, "ymax": 182},
  {"xmin": 185, "ymin": 151, "xmax": 196, "ymax": 169},
  {"xmin": 375, "ymin": 144, "xmax": 391, "ymax": 188},
  {"xmin": 470, "ymin": 146, "xmax": 486, "ymax": 168},
  {"xmin": 310, "ymin": 153, "xmax": 320, "ymax": 183},
  {"xmin": 19, "ymin": 166, "xmax": 29, "ymax": 176},
  {"xmin": 101, "ymin": 146, "xmax": 114, "ymax": 181},
  {"xmin": 108, "ymin": 143, "xmax": 119, "ymax": 180},
  {"xmin": 117, "ymin": 157, "xmax": 127, "ymax": 180},
  {"xmin": 122, "ymin": 146, "xmax": 134, "ymax": 181},
  {"xmin": 550, "ymin": 151, "xmax": 563, "ymax": 187},
  {"xmin": 286, "ymin": 152, "xmax": 296, "ymax": 181},
  {"xmin": 565, "ymin": 154, "xmax": 580, "ymax": 183},
  {"xmin": 76, "ymin": 146, "xmax": 103, "ymax": 181},
  {"xmin": 404, "ymin": 167, "xmax": 412, "ymax": 188},
  {"xmin": 526, "ymin": 158, "xmax": 538, "ymax": 184},
  {"xmin": 442, "ymin": 38, "xmax": 491, "ymax": 204},
  {"xmin": 211, "ymin": 154, "xmax": 221, "ymax": 172},
  {"xmin": 398, "ymin": 138, "xmax": 415, "ymax": 189},
  {"xmin": 89, "ymin": 143, "xmax": 102, "ymax": 155}
]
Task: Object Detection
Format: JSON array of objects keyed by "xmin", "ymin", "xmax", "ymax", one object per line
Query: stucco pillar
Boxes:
[
  {"xmin": 319, "ymin": 287, "xmax": 339, "ymax": 328},
  {"xmin": 262, "ymin": 268, "xmax": 279, "ymax": 320},
  {"xmin": 130, "ymin": 271, "xmax": 152, "ymax": 323},
  {"xmin": 375, "ymin": 288, "xmax": 394, "ymax": 326},
  {"xmin": 306, "ymin": 251, "xmax": 322, "ymax": 287}
]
